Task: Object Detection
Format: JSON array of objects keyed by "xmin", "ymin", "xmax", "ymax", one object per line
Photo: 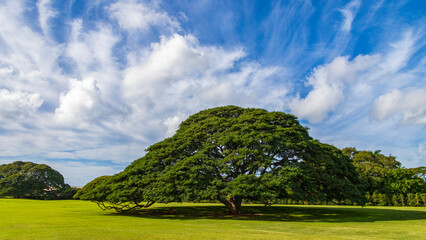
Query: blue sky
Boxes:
[{"xmin": 0, "ymin": 0, "xmax": 425, "ymax": 186}]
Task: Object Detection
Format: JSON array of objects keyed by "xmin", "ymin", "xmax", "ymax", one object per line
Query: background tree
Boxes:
[
  {"xmin": 384, "ymin": 168, "xmax": 426, "ymax": 195},
  {"xmin": 0, "ymin": 161, "xmax": 73, "ymax": 200},
  {"xmin": 410, "ymin": 166, "xmax": 426, "ymax": 182},
  {"xmin": 342, "ymin": 148, "xmax": 426, "ymax": 196},
  {"xmin": 81, "ymin": 106, "xmax": 365, "ymax": 214}
]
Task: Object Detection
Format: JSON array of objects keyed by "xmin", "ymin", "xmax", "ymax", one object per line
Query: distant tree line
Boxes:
[
  {"xmin": 271, "ymin": 193, "xmax": 426, "ymax": 207},
  {"xmin": 343, "ymin": 148, "xmax": 425, "ymax": 206}
]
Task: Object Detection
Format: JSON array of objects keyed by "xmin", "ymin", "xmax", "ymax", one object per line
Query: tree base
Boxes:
[{"xmin": 221, "ymin": 196, "xmax": 242, "ymax": 214}]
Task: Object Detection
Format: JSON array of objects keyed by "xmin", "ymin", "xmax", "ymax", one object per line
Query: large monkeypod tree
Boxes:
[
  {"xmin": 73, "ymin": 175, "xmax": 111, "ymax": 200},
  {"xmin": 80, "ymin": 106, "xmax": 365, "ymax": 214}
]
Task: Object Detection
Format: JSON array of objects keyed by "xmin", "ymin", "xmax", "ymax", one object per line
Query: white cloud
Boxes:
[
  {"xmin": 121, "ymin": 33, "xmax": 289, "ymax": 127},
  {"xmin": 199, "ymin": 82, "xmax": 233, "ymax": 104},
  {"xmin": 371, "ymin": 89, "xmax": 403, "ymax": 121},
  {"xmin": 65, "ymin": 19, "xmax": 123, "ymax": 102},
  {"xmin": 289, "ymin": 54, "xmax": 381, "ymax": 123},
  {"xmin": 198, "ymin": 63, "xmax": 285, "ymax": 107},
  {"xmin": 55, "ymin": 78, "xmax": 108, "ymax": 126},
  {"xmin": 108, "ymin": 0, "xmax": 180, "ymax": 32},
  {"xmin": 371, "ymin": 88, "xmax": 426, "ymax": 125},
  {"xmin": 66, "ymin": 20, "xmax": 118, "ymax": 75},
  {"xmin": 289, "ymin": 29, "xmax": 421, "ymax": 124},
  {"xmin": 123, "ymin": 33, "xmax": 246, "ymax": 99},
  {"xmin": 290, "ymin": 85, "xmax": 344, "ymax": 124},
  {"xmin": 0, "ymin": 67, "xmax": 14, "ymax": 76},
  {"xmin": 340, "ymin": 0, "xmax": 361, "ymax": 32},
  {"xmin": 164, "ymin": 112, "xmax": 187, "ymax": 137},
  {"xmin": 0, "ymin": 89, "xmax": 43, "ymax": 119}
]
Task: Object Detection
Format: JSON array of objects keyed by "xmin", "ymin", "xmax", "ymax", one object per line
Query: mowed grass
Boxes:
[{"xmin": 1, "ymin": 199, "xmax": 425, "ymax": 240}]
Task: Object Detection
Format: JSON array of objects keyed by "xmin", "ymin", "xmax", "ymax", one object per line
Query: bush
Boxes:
[
  {"xmin": 377, "ymin": 193, "xmax": 388, "ymax": 206},
  {"xmin": 392, "ymin": 195, "xmax": 400, "ymax": 206}
]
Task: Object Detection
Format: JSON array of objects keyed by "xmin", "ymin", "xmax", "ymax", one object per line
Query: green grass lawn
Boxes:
[{"xmin": 1, "ymin": 199, "xmax": 425, "ymax": 240}]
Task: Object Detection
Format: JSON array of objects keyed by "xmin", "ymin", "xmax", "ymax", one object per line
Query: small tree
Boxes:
[{"xmin": 81, "ymin": 106, "xmax": 365, "ymax": 214}]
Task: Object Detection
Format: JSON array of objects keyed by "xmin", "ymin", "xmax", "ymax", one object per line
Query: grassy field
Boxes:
[{"xmin": 1, "ymin": 199, "xmax": 425, "ymax": 240}]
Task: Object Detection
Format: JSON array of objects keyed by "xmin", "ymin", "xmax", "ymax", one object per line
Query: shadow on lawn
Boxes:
[{"xmin": 107, "ymin": 205, "xmax": 426, "ymax": 223}]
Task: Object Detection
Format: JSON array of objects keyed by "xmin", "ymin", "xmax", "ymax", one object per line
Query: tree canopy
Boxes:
[
  {"xmin": 73, "ymin": 175, "xmax": 110, "ymax": 200},
  {"xmin": 80, "ymin": 106, "xmax": 365, "ymax": 214},
  {"xmin": 0, "ymin": 161, "xmax": 75, "ymax": 200},
  {"xmin": 410, "ymin": 166, "xmax": 426, "ymax": 182},
  {"xmin": 342, "ymin": 148, "xmax": 426, "ymax": 195}
]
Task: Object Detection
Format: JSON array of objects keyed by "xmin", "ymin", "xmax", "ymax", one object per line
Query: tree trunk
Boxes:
[{"xmin": 220, "ymin": 196, "xmax": 242, "ymax": 214}]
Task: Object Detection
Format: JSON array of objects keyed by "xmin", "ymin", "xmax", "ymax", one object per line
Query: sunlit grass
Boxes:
[{"xmin": 1, "ymin": 199, "xmax": 425, "ymax": 240}]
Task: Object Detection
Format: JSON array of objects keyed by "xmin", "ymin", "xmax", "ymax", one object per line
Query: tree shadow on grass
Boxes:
[{"xmin": 107, "ymin": 205, "xmax": 426, "ymax": 223}]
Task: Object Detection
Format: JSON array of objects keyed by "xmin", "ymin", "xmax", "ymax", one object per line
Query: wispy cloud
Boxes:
[
  {"xmin": 107, "ymin": 0, "xmax": 180, "ymax": 32},
  {"xmin": 380, "ymin": 30, "xmax": 416, "ymax": 74},
  {"xmin": 339, "ymin": 0, "xmax": 361, "ymax": 32},
  {"xmin": 0, "ymin": 0, "xmax": 65, "ymax": 103},
  {"xmin": 0, "ymin": 89, "xmax": 43, "ymax": 119},
  {"xmin": 289, "ymin": 54, "xmax": 381, "ymax": 123},
  {"xmin": 37, "ymin": 0, "xmax": 57, "ymax": 38}
]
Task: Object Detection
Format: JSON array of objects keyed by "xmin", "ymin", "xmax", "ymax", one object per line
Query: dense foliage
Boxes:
[
  {"xmin": 0, "ymin": 161, "xmax": 75, "ymax": 199},
  {"xmin": 80, "ymin": 106, "xmax": 365, "ymax": 214},
  {"xmin": 411, "ymin": 166, "xmax": 426, "ymax": 182},
  {"xmin": 342, "ymin": 148, "xmax": 426, "ymax": 206},
  {"xmin": 73, "ymin": 176, "xmax": 110, "ymax": 200}
]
